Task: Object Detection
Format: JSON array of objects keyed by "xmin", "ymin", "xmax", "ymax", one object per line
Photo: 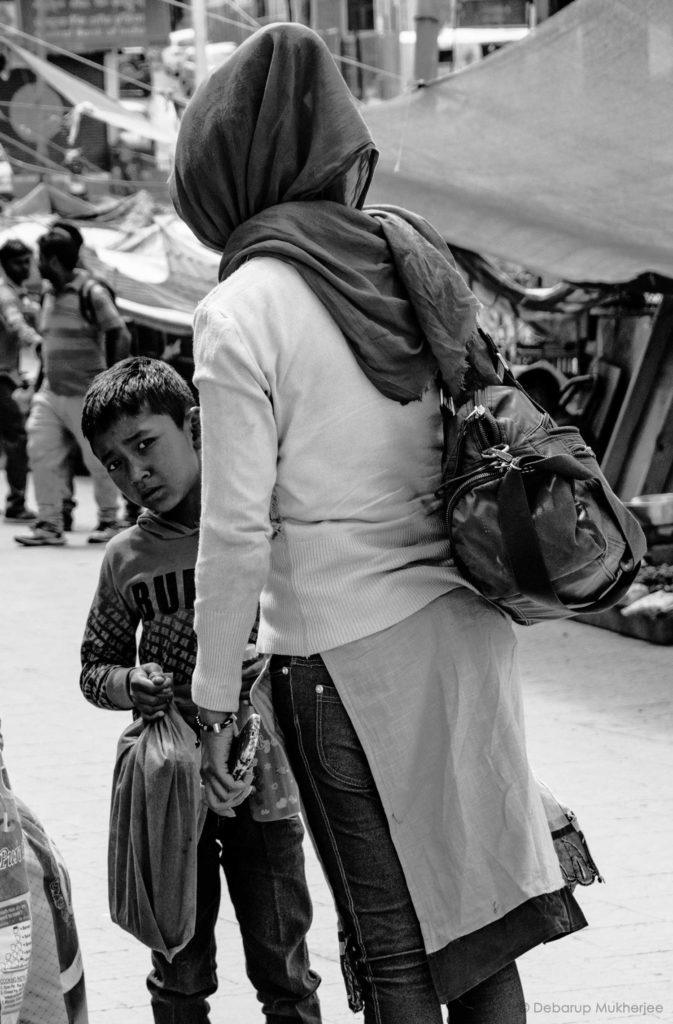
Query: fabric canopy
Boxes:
[
  {"xmin": 363, "ymin": 0, "xmax": 673, "ymax": 285},
  {"xmin": 2, "ymin": 37, "xmax": 177, "ymax": 146},
  {"xmin": 1, "ymin": 187, "xmax": 212, "ymax": 333}
]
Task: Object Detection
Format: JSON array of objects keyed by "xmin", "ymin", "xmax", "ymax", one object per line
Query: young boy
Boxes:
[{"xmin": 79, "ymin": 356, "xmax": 322, "ymax": 1024}]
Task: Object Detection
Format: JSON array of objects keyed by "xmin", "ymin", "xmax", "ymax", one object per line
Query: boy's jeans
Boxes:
[{"xmin": 147, "ymin": 801, "xmax": 321, "ymax": 1024}]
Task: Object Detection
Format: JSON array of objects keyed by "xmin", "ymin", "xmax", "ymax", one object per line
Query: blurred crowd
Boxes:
[{"xmin": 0, "ymin": 222, "xmax": 192, "ymax": 545}]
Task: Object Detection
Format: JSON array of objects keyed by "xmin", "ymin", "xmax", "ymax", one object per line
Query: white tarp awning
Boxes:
[{"xmin": 2, "ymin": 36, "xmax": 177, "ymax": 146}]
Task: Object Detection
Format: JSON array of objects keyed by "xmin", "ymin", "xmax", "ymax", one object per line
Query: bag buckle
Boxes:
[{"xmin": 484, "ymin": 444, "xmax": 519, "ymax": 468}]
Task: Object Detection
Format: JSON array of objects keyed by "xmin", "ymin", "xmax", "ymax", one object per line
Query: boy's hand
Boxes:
[{"xmin": 128, "ymin": 663, "xmax": 173, "ymax": 722}]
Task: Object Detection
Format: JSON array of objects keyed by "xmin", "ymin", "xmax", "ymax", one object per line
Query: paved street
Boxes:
[{"xmin": 2, "ymin": 476, "xmax": 672, "ymax": 1024}]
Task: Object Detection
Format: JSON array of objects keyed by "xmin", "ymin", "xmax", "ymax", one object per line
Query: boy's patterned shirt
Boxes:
[
  {"xmin": 80, "ymin": 514, "xmax": 200, "ymax": 717},
  {"xmin": 79, "ymin": 510, "xmax": 296, "ymax": 820}
]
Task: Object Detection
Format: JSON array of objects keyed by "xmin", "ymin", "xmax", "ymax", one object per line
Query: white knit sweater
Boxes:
[{"xmin": 191, "ymin": 258, "xmax": 469, "ymax": 711}]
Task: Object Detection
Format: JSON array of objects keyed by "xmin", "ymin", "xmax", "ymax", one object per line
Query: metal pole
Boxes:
[
  {"xmin": 192, "ymin": 0, "xmax": 209, "ymax": 89},
  {"xmin": 413, "ymin": 0, "xmax": 441, "ymax": 83},
  {"xmin": 33, "ymin": 1, "xmax": 48, "ymax": 164}
]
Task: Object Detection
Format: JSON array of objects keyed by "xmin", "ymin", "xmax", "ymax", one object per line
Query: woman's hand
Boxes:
[
  {"xmin": 198, "ymin": 719, "xmax": 252, "ymax": 815},
  {"xmin": 128, "ymin": 663, "xmax": 173, "ymax": 722}
]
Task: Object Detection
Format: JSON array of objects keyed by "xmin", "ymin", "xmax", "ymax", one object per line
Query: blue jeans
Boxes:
[
  {"xmin": 147, "ymin": 801, "xmax": 321, "ymax": 1023},
  {"xmin": 270, "ymin": 655, "xmax": 525, "ymax": 1024}
]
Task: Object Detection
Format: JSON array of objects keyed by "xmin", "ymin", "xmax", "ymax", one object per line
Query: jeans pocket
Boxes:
[{"xmin": 315, "ymin": 686, "xmax": 373, "ymax": 791}]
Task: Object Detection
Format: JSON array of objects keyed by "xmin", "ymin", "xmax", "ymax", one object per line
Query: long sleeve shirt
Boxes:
[
  {"xmin": 80, "ymin": 512, "xmax": 200, "ymax": 715},
  {"xmin": 0, "ymin": 277, "xmax": 41, "ymax": 384},
  {"xmin": 191, "ymin": 258, "xmax": 469, "ymax": 712}
]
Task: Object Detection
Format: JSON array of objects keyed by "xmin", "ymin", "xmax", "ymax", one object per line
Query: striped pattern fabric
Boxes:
[{"xmin": 40, "ymin": 271, "xmax": 123, "ymax": 396}]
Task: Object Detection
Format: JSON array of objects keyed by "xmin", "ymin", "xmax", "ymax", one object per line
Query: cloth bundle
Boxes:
[{"xmin": 108, "ymin": 703, "xmax": 204, "ymax": 961}]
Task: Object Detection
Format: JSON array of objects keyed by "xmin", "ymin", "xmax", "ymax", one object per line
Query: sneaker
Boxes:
[
  {"xmin": 87, "ymin": 521, "xmax": 124, "ymax": 544},
  {"xmin": 4, "ymin": 506, "xmax": 38, "ymax": 523},
  {"xmin": 15, "ymin": 521, "xmax": 66, "ymax": 546}
]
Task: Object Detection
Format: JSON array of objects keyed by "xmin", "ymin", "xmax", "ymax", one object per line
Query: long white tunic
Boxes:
[{"xmin": 191, "ymin": 258, "xmax": 577, "ymax": 990}]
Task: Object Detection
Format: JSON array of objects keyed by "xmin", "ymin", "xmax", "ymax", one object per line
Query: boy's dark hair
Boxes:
[
  {"xmin": 82, "ymin": 356, "xmax": 195, "ymax": 443},
  {"xmin": 38, "ymin": 223, "xmax": 83, "ymax": 271}
]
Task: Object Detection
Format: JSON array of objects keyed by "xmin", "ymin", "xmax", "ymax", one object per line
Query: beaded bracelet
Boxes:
[{"xmin": 195, "ymin": 713, "xmax": 237, "ymax": 734}]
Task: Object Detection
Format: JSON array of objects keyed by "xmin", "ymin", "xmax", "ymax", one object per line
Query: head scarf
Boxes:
[
  {"xmin": 170, "ymin": 22, "xmax": 482, "ymax": 402},
  {"xmin": 170, "ymin": 22, "xmax": 376, "ymax": 247}
]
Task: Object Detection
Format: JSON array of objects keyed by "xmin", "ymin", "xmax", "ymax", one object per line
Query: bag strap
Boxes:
[
  {"xmin": 498, "ymin": 455, "xmax": 646, "ymax": 613},
  {"xmin": 472, "ymin": 327, "xmax": 518, "ymax": 387},
  {"xmin": 79, "ymin": 277, "xmax": 98, "ymax": 326},
  {"xmin": 498, "ymin": 460, "xmax": 578, "ymax": 613},
  {"xmin": 79, "ymin": 276, "xmax": 117, "ymax": 326}
]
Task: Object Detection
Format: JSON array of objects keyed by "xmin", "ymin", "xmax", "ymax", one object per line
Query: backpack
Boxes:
[
  {"xmin": 79, "ymin": 275, "xmax": 117, "ymax": 327},
  {"xmin": 79, "ymin": 275, "xmax": 132, "ymax": 366}
]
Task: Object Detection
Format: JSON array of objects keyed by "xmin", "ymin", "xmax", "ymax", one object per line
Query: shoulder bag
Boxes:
[{"xmin": 438, "ymin": 330, "xmax": 647, "ymax": 625}]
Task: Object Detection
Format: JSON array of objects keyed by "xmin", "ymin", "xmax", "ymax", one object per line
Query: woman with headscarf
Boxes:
[{"xmin": 170, "ymin": 22, "xmax": 587, "ymax": 1023}]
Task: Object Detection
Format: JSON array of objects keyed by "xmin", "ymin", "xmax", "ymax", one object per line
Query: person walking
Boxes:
[
  {"xmin": 15, "ymin": 224, "xmax": 131, "ymax": 546},
  {"xmin": 0, "ymin": 239, "xmax": 41, "ymax": 523},
  {"xmin": 169, "ymin": 23, "xmax": 588, "ymax": 1024}
]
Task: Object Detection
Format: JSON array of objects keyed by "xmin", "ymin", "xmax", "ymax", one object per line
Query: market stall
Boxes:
[{"xmin": 577, "ymin": 494, "xmax": 673, "ymax": 644}]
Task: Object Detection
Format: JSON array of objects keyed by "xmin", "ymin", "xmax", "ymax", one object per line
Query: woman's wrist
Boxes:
[
  {"xmin": 196, "ymin": 706, "xmax": 238, "ymax": 726},
  {"xmin": 195, "ymin": 712, "xmax": 237, "ymax": 734}
]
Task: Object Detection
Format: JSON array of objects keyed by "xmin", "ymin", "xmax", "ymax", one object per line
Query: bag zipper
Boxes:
[
  {"xmin": 443, "ymin": 440, "xmax": 596, "ymax": 523},
  {"xmin": 443, "ymin": 466, "xmax": 502, "ymax": 528},
  {"xmin": 464, "ymin": 401, "xmax": 504, "ymax": 452}
]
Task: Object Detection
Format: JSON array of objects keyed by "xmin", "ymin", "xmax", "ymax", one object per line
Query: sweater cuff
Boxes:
[{"xmin": 192, "ymin": 604, "xmax": 257, "ymax": 711}]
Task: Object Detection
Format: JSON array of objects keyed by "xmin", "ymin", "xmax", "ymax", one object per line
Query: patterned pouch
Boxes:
[
  {"xmin": 537, "ymin": 777, "xmax": 604, "ymax": 890},
  {"xmin": 245, "ymin": 668, "xmax": 302, "ymax": 822}
]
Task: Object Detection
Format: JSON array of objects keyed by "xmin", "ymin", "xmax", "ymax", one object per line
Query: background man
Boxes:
[
  {"xmin": 15, "ymin": 225, "xmax": 131, "ymax": 547},
  {"xmin": 0, "ymin": 239, "xmax": 41, "ymax": 522}
]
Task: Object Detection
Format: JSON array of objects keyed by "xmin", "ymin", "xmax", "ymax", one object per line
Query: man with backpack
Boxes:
[{"xmin": 15, "ymin": 224, "xmax": 132, "ymax": 547}]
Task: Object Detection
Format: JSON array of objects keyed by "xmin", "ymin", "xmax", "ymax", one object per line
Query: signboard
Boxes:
[
  {"xmin": 456, "ymin": 1, "xmax": 529, "ymax": 27},
  {"xmin": 19, "ymin": 0, "xmax": 170, "ymax": 53}
]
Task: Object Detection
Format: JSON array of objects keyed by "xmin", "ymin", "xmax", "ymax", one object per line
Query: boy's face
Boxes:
[
  {"xmin": 38, "ymin": 251, "xmax": 66, "ymax": 288},
  {"xmin": 91, "ymin": 407, "xmax": 201, "ymax": 525}
]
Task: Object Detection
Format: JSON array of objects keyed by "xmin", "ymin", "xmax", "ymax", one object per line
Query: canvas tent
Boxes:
[
  {"xmin": 362, "ymin": 0, "xmax": 673, "ymax": 499},
  {"xmin": 3, "ymin": 0, "xmax": 670, "ymax": 321},
  {"xmin": 363, "ymin": 0, "xmax": 673, "ymax": 287},
  {"xmin": 0, "ymin": 185, "xmax": 218, "ymax": 332}
]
